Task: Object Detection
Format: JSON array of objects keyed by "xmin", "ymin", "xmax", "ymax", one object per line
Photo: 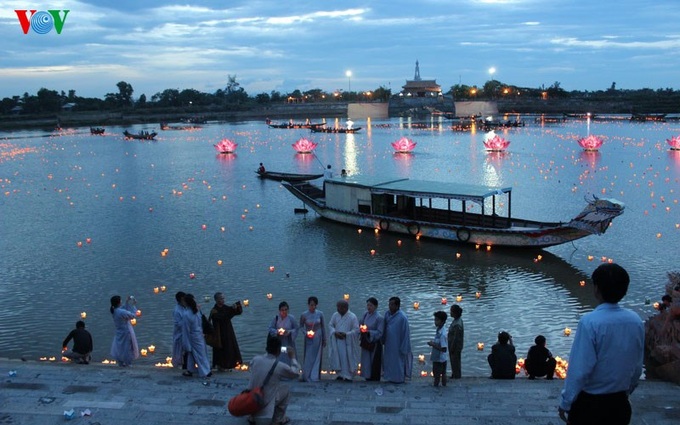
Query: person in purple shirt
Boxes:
[{"xmin": 559, "ymin": 263, "xmax": 644, "ymax": 425}]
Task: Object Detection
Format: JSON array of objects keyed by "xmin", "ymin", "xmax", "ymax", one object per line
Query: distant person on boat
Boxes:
[
  {"xmin": 328, "ymin": 299, "xmax": 360, "ymax": 381},
  {"xmin": 359, "ymin": 297, "xmax": 383, "ymax": 381},
  {"xmin": 299, "ymin": 296, "xmax": 326, "ymax": 382},
  {"xmin": 382, "ymin": 296, "xmax": 412, "ymax": 383},
  {"xmin": 525, "ymin": 335, "xmax": 556, "ymax": 380},
  {"xmin": 268, "ymin": 301, "xmax": 299, "ymax": 366},
  {"xmin": 324, "ymin": 165, "xmax": 333, "ymax": 179},
  {"xmin": 109, "ymin": 295, "xmax": 139, "ymax": 367},
  {"xmin": 340, "ymin": 169, "xmax": 347, "ymax": 177},
  {"xmin": 258, "ymin": 163, "xmax": 266, "ymax": 174},
  {"xmin": 62, "ymin": 320, "xmax": 93, "ymax": 364},
  {"xmin": 558, "ymin": 263, "xmax": 644, "ymax": 425},
  {"xmin": 171, "ymin": 291, "xmax": 187, "ymax": 369},
  {"xmin": 209, "ymin": 292, "xmax": 243, "ymax": 371},
  {"xmin": 447, "ymin": 304, "xmax": 464, "ymax": 379},
  {"xmin": 487, "ymin": 331, "xmax": 516, "ymax": 379}
]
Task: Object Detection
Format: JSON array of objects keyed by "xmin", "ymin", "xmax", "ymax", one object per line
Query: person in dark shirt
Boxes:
[
  {"xmin": 525, "ymin": 335, "xmax": 556, "ymax": 380},
  {"xmin": 62, "ymin": 320, "xmax": 93, "ymax": 364},
  {"xmin": 487, "ymin": 331, "xmax": 517, "ymax": 379}
]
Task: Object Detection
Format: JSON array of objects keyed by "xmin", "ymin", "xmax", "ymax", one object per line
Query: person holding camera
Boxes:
[{"xmin": 210, "ymin": 292, "xmax": 243, "ymax": 371}]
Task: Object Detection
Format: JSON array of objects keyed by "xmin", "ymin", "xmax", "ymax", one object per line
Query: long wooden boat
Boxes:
[
  {"xmin": 268, "ymin": 122, "xmax": 326, "ymax": 129},
  {"xmin": 257, "ymin": 170, "xmax": 324, "ymax": 182},
  {"xmin": 630, "ymin": 113, "xmax": 666, "ymax": 122},
  {"xmin": 123, "ymin": 130, "xmax": 157, "ymax": 140},
  {"xmin": 310, "ymin": 127, "xmax": 362, "ymax": 134},
  {"xmin": 90, "ymin": 127, "xmax": 105, "ymax": 135},
  {"xmin": 282, "ymin": 176, "xmax": 625, "ymax": 248}
]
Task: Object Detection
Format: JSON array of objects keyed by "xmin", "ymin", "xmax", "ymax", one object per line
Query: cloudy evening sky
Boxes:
[{"xmin": 1, "ymin": 0, "xmax": 679, "ymax": 100}]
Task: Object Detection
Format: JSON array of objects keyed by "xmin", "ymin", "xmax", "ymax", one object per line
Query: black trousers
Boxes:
[{"xmin": 568, "ymin": 391, "xmax": 631, "ymax": 425}]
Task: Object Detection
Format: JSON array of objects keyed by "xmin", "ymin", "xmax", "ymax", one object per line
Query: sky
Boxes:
[{"xmin": 1, "ymin": 0, "xmax": 679, "ymax": 100}]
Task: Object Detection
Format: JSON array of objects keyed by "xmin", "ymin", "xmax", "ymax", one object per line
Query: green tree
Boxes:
[{"xmin": 116, "ymin": 81, "xmax": 134, "ymax": 106}]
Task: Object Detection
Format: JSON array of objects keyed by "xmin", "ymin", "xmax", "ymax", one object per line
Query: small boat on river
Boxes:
[
  {"xmin": 282, "ymin": 176, "xmax": 625, "ymax": 248},
  {"xmin": 268, "ymin": 122, "xmax": 326, "ymax": 130},
  {"xmin": 90, "ymin": 127, "xmax": 105, "ymax": 135},
  {"xmin": 123, "ymin": 130, "xmax": 157, "ymax": 140},
  {"xmin": 310, "ymin": 126, "xmax": 362, "ymax": 134},
  {"xmin": 257, "ymin": 170, "xmax": 324, "ymax": 182}
]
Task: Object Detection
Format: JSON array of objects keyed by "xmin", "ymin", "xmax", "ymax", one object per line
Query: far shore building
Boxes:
[{"xmin": 400, "ymin": 61, "xmax": 442, "ymax": 99}]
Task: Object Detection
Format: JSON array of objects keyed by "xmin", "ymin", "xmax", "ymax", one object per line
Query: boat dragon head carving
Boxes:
[{"xmin": 569, "ymin": 195, "xmax": 625, "ymax": 235}]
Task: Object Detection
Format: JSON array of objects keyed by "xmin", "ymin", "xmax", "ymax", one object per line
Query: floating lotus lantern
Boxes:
[
  {"xmin": 80, "ymin": 312, "xmax": 87, "ymax": 319},
  {"xmin": 418, "ymin": 354, "xmax": 426, "ymax": 363},
  {"xmin": 292, "ymin": 137, "xmax": 318, "ymax": 153},
  {"xmin": 483, "ymin": 135, "xmax": 511, "ymax": 152},
  {"xmin": 148, "ymin": 345, "xmax": 155, "ymax": 353},
  {"xmin": 391, "ymin": 137, "xmax": 417, "ymax": 153},
  {"xmin": 577, "ymin": 135, "xmax": 603, "ymax": 151},
  {"xmin": 477, "ymin": 342, "xmax": 485, "ymax": 351},
  {"xmin": 667, "ymin": 135, "xmax": 680, "ymax": 150},
  {"xmin": 563, "ymin": 327, "xmax": 572, "ymax": 336},
  {"xmin": 213, "ymin": 139, "xmax": 238, "ymax": 154},
  {"xmin": 456, "ymin": 294, "xmax": 463, "ymax": 303},
  {"xmin": 413, "ymin": 301, "xmax": 420, "ymax": 310}
]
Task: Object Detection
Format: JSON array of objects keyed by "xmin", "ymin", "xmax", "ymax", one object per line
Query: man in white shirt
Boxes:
[
  {"xmin": 558, "ymin": 263, "xmax": 644, "ymax": 425},
  {"xmin": 328, "ymin": 300, "xmax": 360, "ymax": 381}
]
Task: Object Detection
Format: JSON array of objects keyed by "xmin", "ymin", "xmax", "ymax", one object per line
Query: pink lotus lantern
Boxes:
[
  {"xmin": 292, "ymin": 137, "xmax": 318, "ymax": 153},
  {"xmin": 213, "ymin": 139, "xmax": 238, "ymax": 154},
  {"xmin": 667, "ymin": 135, "xmax": 680, "ymax": 150},
  {"xmin": 483, "ymin": 135, "xmax": 510, "ymax": 152},
  {"xmin": 577, "ymin": 135, "xmax": 603, "ymax": 151},
  {"xmin": 391, "ymin": 137, "xmax": 417, "ymax": 153}
]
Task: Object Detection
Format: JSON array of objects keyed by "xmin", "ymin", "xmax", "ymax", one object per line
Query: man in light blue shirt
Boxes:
[{"xmin": 558, "ymin": 263, "xmax": 644, "ymax": 425}]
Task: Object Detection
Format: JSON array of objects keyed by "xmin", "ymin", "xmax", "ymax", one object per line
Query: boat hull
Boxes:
[
  {"xmin": 257, "ymin": 171, "xmax": 324, "ymax": 182},
  {"xmin": 282, "ymin": 182, "xmax": 617, "ymax": 249}
]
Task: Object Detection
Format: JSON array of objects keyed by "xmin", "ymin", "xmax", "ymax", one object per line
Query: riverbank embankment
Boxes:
[{"xmin": 0, "ymin": 358, "xmax": 678, "ymax": 425}]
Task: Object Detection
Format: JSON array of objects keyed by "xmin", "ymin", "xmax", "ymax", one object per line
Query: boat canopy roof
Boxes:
[{"xmin": 328, "ymin": 176, "xmax": 512, "ymax": 204}]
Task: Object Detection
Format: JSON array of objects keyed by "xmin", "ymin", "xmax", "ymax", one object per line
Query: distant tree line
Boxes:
[{"xmin": 2, "ymin": 74, "xmax": 679, "ymax": 115}]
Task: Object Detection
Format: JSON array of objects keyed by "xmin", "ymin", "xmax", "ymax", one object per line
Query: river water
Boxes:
[{"xmin": 1, "ymin": 116, "xmax": 678, "ymax": 376}]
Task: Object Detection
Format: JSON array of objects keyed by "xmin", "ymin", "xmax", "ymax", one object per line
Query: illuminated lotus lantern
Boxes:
[
  {"xmin": 577, "ymin": 135, "xmax": 603, "ymax": 151},
  {"xmin": 483, "ymin": 135, "xmax": 511, "ymax": 152},
  {"xmin": 391, "ymin": 137, "xmax": 417, "ymax": 153},
  {"xmin": 667, "ymin": 135, "xmax": 680, "ymax": 150},
  {"xmin": 292, "ymin": 137, "xmax": 318, "ymax": 153},
  {"xmin": 213, "ymin": 139, "xmax": 238, "ymax": 154}
]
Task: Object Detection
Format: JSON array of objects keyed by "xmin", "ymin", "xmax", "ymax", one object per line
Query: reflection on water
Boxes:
[
  {"xmin": 579, "ymin": 150, "xmax": 601, "ymax": 169},
  {"xmin": 0, "ymin": 119, "xmax": 676, "ymax": 377}
]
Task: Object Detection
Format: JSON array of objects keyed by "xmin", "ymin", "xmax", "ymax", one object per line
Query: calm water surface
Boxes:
[{"xmin": 1, "ymin": 117, "xmax": 678, "ymax": 376}]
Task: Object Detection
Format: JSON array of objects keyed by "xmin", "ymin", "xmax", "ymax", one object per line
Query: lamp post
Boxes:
[{"xmin": 346, "ymin": 70, "xmax": 352, "ymax": 93}]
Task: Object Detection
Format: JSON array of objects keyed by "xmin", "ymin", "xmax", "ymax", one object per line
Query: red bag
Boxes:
[
  {"xmin": 227, "ymin": 360, "xmax": 278, "ymax": 417},
  {"xmin": 227, "ymin": 387, "xmax": 265, "ymax": 416}
]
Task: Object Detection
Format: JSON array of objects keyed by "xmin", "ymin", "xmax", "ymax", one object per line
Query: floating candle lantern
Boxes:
[
  {"xmin": 486, "ymin": 245, "xmax": 492, "ymax": 252},
  {"xmin": 357, "ymin": 229, "xmax": 362, "ymax": 234},
  {"xmin": 456, "ymin": 295, "xmax": 463, "ymax": 303},
  {"xmin": 266, "ymin": 293, "xmax": 273, "ymax": 300},
  {"xmin": 154, "ymin": 287, "xmax": 159, "ymax": 294},
  {"xmin": 189, "ymin": 273, "xmax": 196, "ymax": 279},
  {"xmin": 217, "ymin": 259, "xmax": 223, "ymax": 266},
  {"xmin": 80, "ymin": 312, "xmax": 87, "ymax": 319},
  {"xmin": 397, "ymin": 240, "xmax": 402, "ymax": 246},
  {"xmin": 201, "ymin": 224, "xmax": 207, "ymax": 230},
  {"xmin": 76, "ymin": 241, "xmax": 83, "ymax": 247},
  {"xmin": 370, "ymin": 249, "xmax": 376, "ymax": 255},
  {"xmin": 420, "ymin": 370, "xmax": 428, "ymax": 377},
  {"xmin": 563, "ymin": 327, "xmax": 572, "ymax": 336},
  {"xmin": 587, "ymin": 255, "xmax": 594, "ymax": 261},
  {"xmin": 130, "ymin": 318, "xmax": 137, "ymax": 326},
  {"xmin": 135, "ymin": 309, "xmax": 142, "ymax": 317},
  {"xmin": 344, "ymin": 294, "xmax": 350, "ymax": 300},
  {"xmin": 477, "ymin": 342, "xmax": 485, "ymax": 350},
  {"xmin": 475, "ymin": 292, "xmax": 481, "ymax": 299},
  {"xmin": 418, "ymin": 354, "xmax": 425, "ymax": 363},
  {"xmin": 578, "ymin": 135, "xmax": 604, "ymax": 151},
  {"xmin": 391, "ymin": 137, "xmax": 417, "ymax": 153},
  {"xmin": 140, "ymin": 349, "xmax": 148, "ymax": 356},
  {"xmin": 413, "ymin": 302, "xmax": 420, "ymax": 310},
  {"xmin": 269, "ymin": 266, "xmax": 275, "ymax": 272},
  {"xmin": 307, "ymin": 330, "xmax": 315, "ymax": 338},
  {"xmin": 243, "ymin": 299, "xmax": 249, "ymax": 306},
  {"xmin": 148, "ymin": 345, "xmax": 155, "ymax": 353},
  {"xmin": 456, "ymin": 253, "xmax": 461, "ymax": 259},
  {"xmin": 579, "ymin": 280, "xmax": 586, "ymax": 287},
  {"xmin": 292, "ymin": 137, "xmax": 318, "ymax": 153},
  {"xmin": 441, "ymin": 297, "xmax": 447, "ymax": 305},
  {"xmin": 86, "ymin": 238, "xmax": 91, "ymax": 244},
  {"xmin": 160, "ymin": 285, "xmax": 166, "ymax": 292},
  {"xmin": 204, "ymin": 295, "xmax": 211, "ymax": 302},
  {"xmin": 374, "ymin": 228, "xmax": 379, "ymax": 234},
  {"xmin": 214, "ymin": 139, "xmax": 238, "ymax": 154},
  {"xmin": 653, "ymin": 302, "xmax": 660, "ymax": 310}
]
